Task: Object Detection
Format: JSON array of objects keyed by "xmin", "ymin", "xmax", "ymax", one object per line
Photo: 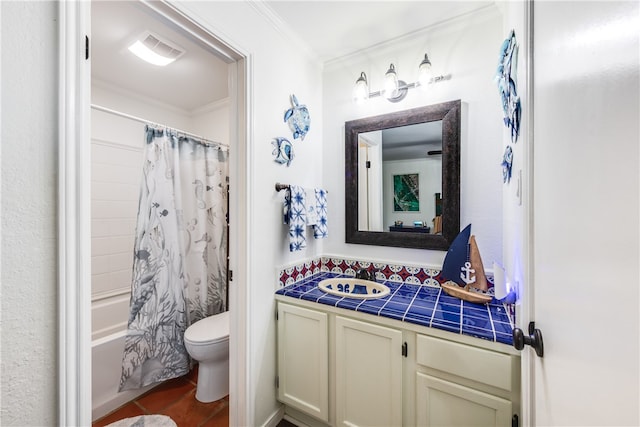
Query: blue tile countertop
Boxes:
[{"xmin": 276, "ymin": 272, "xmax": 515, "ymax": 346}]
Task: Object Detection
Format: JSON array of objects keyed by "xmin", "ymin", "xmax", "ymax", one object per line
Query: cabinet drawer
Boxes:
[{"xmin": 416, "ymin": 334, "xmax": 512, "ymax": 391}]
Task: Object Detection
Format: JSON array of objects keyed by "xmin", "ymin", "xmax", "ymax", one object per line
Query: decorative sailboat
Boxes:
[{"xmin": 440, "ymin": 224, "xmax": 492, "ymax": 304}]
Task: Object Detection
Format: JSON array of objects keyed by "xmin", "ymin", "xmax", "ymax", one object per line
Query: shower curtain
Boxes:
[{"xmin": 119, "ymin": 126, "xmax": 228, "ymax": 391}]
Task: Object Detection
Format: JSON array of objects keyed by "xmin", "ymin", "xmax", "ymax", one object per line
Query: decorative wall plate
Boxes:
[
  {"xmin": 284, "ymin": 94, "xmax": 310, "ymax": 140},
  {"xmin": 272, "ymin": 137, "xmax": 294, "ymax": 166},
  {"xmin": 496, "ymin": 30, "xmax": 521, "ymax": 144},
  {"xmin": 502, "ymin": 145, "xmax": 513, "ymax": 183}
]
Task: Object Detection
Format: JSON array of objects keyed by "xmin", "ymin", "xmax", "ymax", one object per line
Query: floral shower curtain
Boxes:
[{"xmin": 119, "ymin": 126, "xmax": 228, "ymax": 391}]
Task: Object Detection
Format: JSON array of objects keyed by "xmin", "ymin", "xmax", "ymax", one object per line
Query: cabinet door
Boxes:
[
  {"xmin": 277, "ymin": 303, "xmax": 329, "ymax": 422},
  {"xmin": 335, "ymin": 316, "xmax": 403, "ymax": 427},
  {"xmin": 416, "ymin": 373, "xmax": 511, "ymax": 427}
]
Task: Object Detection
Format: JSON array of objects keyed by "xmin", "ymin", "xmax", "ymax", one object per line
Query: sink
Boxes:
[{"xmin": 318, "ymin": 278, "xmax": 390, "ymax": 299}]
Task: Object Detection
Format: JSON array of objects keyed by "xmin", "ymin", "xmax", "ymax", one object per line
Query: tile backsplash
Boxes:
[
  {"xmin": 278, "ymin": 256, "xmax": 492, "ymax": 288},
  {"xmin": 277, "ymin": 255, "xmax": 515, "ymax": 320}
]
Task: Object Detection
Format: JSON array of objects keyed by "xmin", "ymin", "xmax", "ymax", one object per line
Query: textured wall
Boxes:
[{"xmin": 1, "ymin": 1, "xmax": 59, "ymax": 425}]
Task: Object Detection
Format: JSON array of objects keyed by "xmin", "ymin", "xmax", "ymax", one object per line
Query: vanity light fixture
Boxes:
[
  {"xmin": 353, "ymin": 53, "xmax": 449, "ymax": 104},
  {"xmin": 128, "ymin": 31, "xmax": 184, "ymax": 67}
]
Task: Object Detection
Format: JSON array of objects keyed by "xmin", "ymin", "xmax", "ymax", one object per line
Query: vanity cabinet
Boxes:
[
  {"xmin": 414, "ymin": 334, "xmax": 517, "ymax": 427},
  {"xmin": 276, "ymin": 299, "xmax": 519, "ymax": 427},
  {"xmin": 276, "ymin": 303, "xmax": 329, "ymax": 422},
  {"xmin": 335, "ymin": 316, "xmax": 403, "ymax": 427}
]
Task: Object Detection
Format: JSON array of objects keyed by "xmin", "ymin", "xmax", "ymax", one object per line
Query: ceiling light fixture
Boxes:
[
  {"xmin": 128, "ymin": 31, "xmax": 184, "ymax": 67},
  {"xmin": 353, "ymin": 53, "xmax": 450, "ymax": 104}
]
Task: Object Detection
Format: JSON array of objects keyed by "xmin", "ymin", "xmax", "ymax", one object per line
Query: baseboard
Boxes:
[
  {"xmin": 92, "ymin": 385, "xmax": 153, "ymax": 421},
  {"xmin": 261, "ymin": 404, "xmax": 285, "ymax": 427}
]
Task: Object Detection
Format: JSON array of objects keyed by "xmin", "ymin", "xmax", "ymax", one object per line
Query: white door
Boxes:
[{"xmin": 530, "ymin": 1, "xmax": 639, "ymax": 425}]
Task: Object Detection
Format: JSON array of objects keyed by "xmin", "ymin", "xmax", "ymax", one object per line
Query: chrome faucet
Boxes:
[{"xmin": 356, "ymin": 268, "xmax": 377, "ymax": 281}]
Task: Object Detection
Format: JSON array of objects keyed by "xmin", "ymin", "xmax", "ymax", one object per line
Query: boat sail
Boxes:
[{"xmin": 440, "ymin": 224, "xmax": 492, "ymax": 304}]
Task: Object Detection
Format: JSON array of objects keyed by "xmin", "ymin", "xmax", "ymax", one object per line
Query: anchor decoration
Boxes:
[
  {"xmin": 440, "ymin": 224, "xmax": 492, "ymax": 304},
  {"xmin": 460, "ymin": 261, "xmax": 476, "ymax": 286}
]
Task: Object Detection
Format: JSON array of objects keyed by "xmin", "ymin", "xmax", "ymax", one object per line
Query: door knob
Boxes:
[{"xmin": 513, "ymin": 321, "xmax": 544, "ymax": 357}]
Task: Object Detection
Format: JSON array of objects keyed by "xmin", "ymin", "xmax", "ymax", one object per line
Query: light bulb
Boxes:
[
  {"xmin": 417, "ymin": 53, "xmax": 432, "ymax": 88},
  {"xmin": 383, "ymin": 64, "xmax": 399, "ymax": 99},
  {"xmin": 352, "ymin": 72, "xmax": 369, "ymax": 104},
  {"xmin": 128, "ymin": 40, "xmax": 176, "ymax": 66}
]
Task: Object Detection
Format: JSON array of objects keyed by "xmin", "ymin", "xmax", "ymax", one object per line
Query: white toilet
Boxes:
[{"xmin": 184, "ymin": 311, "xmax": 230, "ymax": 403}]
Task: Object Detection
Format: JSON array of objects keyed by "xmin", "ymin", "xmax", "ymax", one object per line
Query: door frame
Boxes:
[
  {"xmin": 519, "ymin": 0, "xmax": 535, "ymax": 425},
  {"xmin": 58, "ymin": 1, "xmax": 252, "ymax": 425}
]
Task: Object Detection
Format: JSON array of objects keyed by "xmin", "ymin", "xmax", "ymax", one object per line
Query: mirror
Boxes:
[{"xmin": 345, "ymin": 100, "xmax": 460, "ymax": 250}]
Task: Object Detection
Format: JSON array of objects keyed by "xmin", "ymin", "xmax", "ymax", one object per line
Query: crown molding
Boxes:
[
  {"xmin": 92, "ymin": 78, "xmax": 192, "ymax": 116},
  {"xmin": 246, "ymin": 0, "xmax": 323, "ymax": 69},
  {"xmin": 324, "ymin": 3, "xmax": 500, "ymax": 70},
  {"xmin": 190, "ymin": 97, "xmax": 230, "ymax": 116},
  {"xmin": 93, "ymin": 78, "xmax": 230, "ymax": 118}
]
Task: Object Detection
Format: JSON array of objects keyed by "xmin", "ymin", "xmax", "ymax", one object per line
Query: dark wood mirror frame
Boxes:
[{"xmin": 345, "ymin": 100, "xmax": 461, "ymax": 250}]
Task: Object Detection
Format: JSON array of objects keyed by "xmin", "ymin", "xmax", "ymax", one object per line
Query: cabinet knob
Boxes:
[{"xmin": 512, "ymin": 321, "xmax": 544, "ymax": 357}]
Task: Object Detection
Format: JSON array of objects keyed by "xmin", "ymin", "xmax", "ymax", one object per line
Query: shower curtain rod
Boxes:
[{"xmin": 91, "ymin": 103, "xmax": 229, "ymax": 149}]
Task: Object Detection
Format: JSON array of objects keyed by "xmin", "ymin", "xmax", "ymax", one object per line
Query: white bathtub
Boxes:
[{"xmin": 92, "ymin": 330, "xmax": 154, "ymax": 421}]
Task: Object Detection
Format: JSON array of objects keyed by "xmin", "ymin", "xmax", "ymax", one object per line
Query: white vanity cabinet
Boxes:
[
  {"xmin": 276, "ymin": 303, "xmax": 329, "ymax": 422},
  {"xmin": 335, "ymin": 316, "xmax": 403, "ymax": 427},
  {"xmin": 414, "ymin": 334, "xmax": 518, "ymax": 427},
  {"xmin": 275, "ymin": 299, "xmax": 520, "ymax": 427}
]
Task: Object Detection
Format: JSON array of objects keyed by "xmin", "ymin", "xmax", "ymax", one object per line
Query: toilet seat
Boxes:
[{"xmin": 184, "ymin": 311, "xmax": 229, "ymax": 346}]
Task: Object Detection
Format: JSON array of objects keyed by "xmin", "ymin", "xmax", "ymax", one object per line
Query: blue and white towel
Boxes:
[
  {"xmin": 283, "ymin": 186, "xmax": 327, "ymax": 251},
  {"xmin": 284, "ymin": 185, "xmax": 307, "ymax": 251},
  {"xmin": 305, "ymin": 188, "xmax": 319, "ymax": 226},
  {"xmin": 313, "ymin": 188, "xmax": 328, "ymax": 239}
]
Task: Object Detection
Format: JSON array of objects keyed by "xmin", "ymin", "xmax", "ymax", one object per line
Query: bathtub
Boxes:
[{"xmin": 91, "ymin": 330, "xmax": 154, "ymax": 421}]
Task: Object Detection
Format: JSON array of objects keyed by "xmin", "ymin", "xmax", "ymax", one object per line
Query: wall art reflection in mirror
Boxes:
[
  {"xmin": 393, "ymin": 173, "xmax": 419, "ymax": 212},
  {"xmin": 345, "ymin": 100, "xmax": 460, "ymax": 250}
]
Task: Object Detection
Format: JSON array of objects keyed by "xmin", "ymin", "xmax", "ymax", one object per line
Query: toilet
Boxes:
[{"xmin": 184, "ymin": 311, "xmax": 230, "ymax": 403}]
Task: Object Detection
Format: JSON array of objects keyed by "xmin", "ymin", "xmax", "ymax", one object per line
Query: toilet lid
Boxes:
[{"xmin": 184, "ymin": 311, "xmax": 230, "ymax": 344}]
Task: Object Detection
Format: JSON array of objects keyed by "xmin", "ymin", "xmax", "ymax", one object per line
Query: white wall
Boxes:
[
  {"xmin": 191, "ymin": 97, "xmax": 230, "ymax": 145},
  {"xmin": 176, "ymin": 2, "xmax": 324, "ymax": 425},
  {"xmin": 0, "ymin": 1, "xmax": 58, "ymax": 424},
  {"xmin": 322, "ymin": 5, "xmax": 505, "ymax": 268},
  {"xmin": 383, "ymin": 158, "xmax": 441, "ymax": 230}
]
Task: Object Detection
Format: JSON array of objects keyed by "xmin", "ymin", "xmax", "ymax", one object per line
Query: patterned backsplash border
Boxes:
[{"xmin": 277, "ymin": 256, "xmax": 515, "ymax": 320}]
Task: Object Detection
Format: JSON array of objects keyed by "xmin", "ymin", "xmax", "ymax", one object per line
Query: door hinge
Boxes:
[
  {"xmin": 402, "ymin": 342, "xmax": 408, "ymax": 357},
  {"xmin": 275, "ymin": 309, "xmax": 278, "ymax": 321},
  {"xmin": 276, "ymin": 376, "xmax": 279, "ymax": 388},
  {"xmin": 85, "ymin": 35, "xmax": 90, "ymax": 60},
  {"xmin": 512, "ymin": 414, "xmax": 519, "ymax": 427},
  {"xmin": 366, "ymin": 160, "xmax": 371, "ymax": 169},
  {"xmin": 229, "ymin": 270, "xmax": 233, "ymax": 282}
]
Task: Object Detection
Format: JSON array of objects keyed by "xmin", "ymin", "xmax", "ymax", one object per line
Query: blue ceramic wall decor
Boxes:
[
  {"xmin": 501, "ymin": 145, "xmax": 513, "ymax": 183},
  {"xmin": 496, "ymin": 30, "xmax": 521, "ymax": 145},
  {"xmin": 272, "ymin": 137, "xmax": 294, "ymax": 166},
  {"xmin": 284, "ymin": 94, "xmax": 310, "ymax": 141}
]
